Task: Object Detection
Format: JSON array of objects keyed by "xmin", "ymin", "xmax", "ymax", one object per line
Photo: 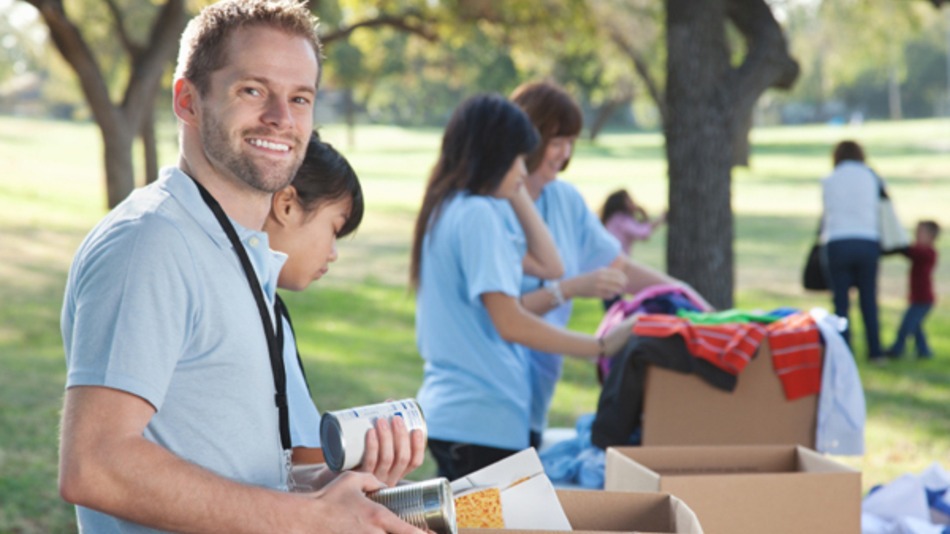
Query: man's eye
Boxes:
[
  {"xmin": 292, "ymin": 96, "xmax": 311, "ymax": 105},
  {"xmin": 242, "ymin": 87, "xmax": 261, "ymax": 97}
]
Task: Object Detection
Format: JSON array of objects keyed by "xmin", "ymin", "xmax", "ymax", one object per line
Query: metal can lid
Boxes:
[{"xmin": 318, "ymin": 413, "xmax": 346, "ymax": 472}]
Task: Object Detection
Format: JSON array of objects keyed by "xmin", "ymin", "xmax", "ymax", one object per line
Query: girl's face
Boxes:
[
  {"xmin": 267, "ymin": 188, "xmax": 351, "ymax": 291},
  {"xmin": 534, "ymin": 135, "xmax": 576, "ymax": 183},
  {"xmin": 494, "ymin": 155, "xmax": 528, "ymax": 199}
]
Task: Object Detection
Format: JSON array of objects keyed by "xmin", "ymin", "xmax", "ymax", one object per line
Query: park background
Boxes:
[{"xmin": 1, "ymin": 0, "xmax": 949, "ymax": 532}]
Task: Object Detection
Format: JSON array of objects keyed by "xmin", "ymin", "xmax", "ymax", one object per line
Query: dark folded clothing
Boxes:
[{"xmin": 591, "ymin": 334, "xmax": 736, "ymax": 449}]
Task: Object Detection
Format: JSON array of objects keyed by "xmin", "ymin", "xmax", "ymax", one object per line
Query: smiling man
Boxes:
[{"xmin": 57, "ymin": 1, "xmax": 424, "ymax": 533}]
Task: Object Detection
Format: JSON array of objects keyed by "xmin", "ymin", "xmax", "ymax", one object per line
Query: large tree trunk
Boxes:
[
  {"xmin": 664, "ymin": 0, "xmax": 798, "ymax": 309},
  {"xmin": 665, "ymin": 0, "xmax": 735, "ymax": 309}
]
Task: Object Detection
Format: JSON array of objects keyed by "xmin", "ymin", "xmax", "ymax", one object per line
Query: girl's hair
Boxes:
[
  {"xmin": 291, "ymin": 132, "xmax": 364, "ymax": 238},
  {"xmin": 510, "ymin": 80, "xmax": 583, "ymax": 174},
  {"xmin": 409, "ymin": 94, "xmax": 539, "ymax": 289},
  {"xmin": 601, "ymin": 189, "xmax": 634, "ymax": 225},
  {"xmin": 832, "ymin": 140, "xmax": 865, "ymax": 166}
]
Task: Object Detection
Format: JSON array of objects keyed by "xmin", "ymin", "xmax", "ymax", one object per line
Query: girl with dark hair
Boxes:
[
  {"xmin": 600, "ymin": 189, "xmax": 667, "ymax": 258},
  {"xmin": 599, "ymin": 189, "xmax": 667, "ymax": 309},
  {"xmin": 265, "ymin": 133, "xmax": 425, "ymax": 490},
  {"xmin": 510, "ymin": 80, "xmax": 710, "ymax": 445},
  {"xmin": 410, "ymin": 94, "xmax": 637, "ymax": 479}
]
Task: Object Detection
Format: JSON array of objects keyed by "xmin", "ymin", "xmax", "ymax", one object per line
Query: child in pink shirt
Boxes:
[{"xmin": 600, "ymin": 189, "xmax": 666, "ymax": 256}]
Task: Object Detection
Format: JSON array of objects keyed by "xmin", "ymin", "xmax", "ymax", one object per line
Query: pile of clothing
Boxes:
[
  {"xmin": 862, "ymin": 463, "xmax": 950, "ymax": 533},
  {"xmin": 540, "ymin": 285, "xmax": 866, "ymax": 488}
]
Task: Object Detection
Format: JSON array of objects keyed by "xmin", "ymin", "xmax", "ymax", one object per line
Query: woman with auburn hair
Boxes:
[
  {"xmin": 820, "ymin": 139, "xmax": 885, "ymax": 361},
  {"xmin": 410, "ymin": 94, "xmax": 636, "ymax": 479},
  {"xmin": 510, "ymin": 80, "xmax": 710, "ymax": 446}
]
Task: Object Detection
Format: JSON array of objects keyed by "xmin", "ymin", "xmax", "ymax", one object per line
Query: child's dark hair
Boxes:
[
  {"xmin": 601, "ymin": 189, "xmax": 634, "ymax": 225},
  {"xmin": 919, "ymin": 220, "xmax": 941, "ymax": 239},
  {"xmin": 292, "ymin": 132, "xmax": 364, "ymax": 237}
]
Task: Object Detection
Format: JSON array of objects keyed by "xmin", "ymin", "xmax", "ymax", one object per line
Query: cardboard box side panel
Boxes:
[
  {"xmin": 558, "ymin": 490, "xmax": 672, "ymax": 532},
  {"xmin": 796, "ymin": 445, "xmax": 861, "ymax": 474},
  {"xmin": 609, "ymin": 446, "xmax": 797, "ymax": 474},
  {"xmin": 606, "ymin": 449, "xmax": 662, "ymax": 492},
  {"xmin": 641, "ymin": 340, "xmax": 817, "ymax": 447},
  {"xmin": 459, "ymin": 528, "xmax": 679, "ymax": 534},
  {"xmin": 460, "ymin": 490, "xmax": 700, "ymax": 534},
  {"xmin": 659, "ymin": 473, "xmax": 860, "ymax": 534}
]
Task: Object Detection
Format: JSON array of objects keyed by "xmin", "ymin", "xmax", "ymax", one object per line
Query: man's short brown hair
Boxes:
[{"xmin": 174, "ymin": 0, "xmax": 322, "ymax": 95}]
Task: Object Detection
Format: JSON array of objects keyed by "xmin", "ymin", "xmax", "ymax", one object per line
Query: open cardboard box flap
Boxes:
[
  {"xmin": 451, "ymin": 448, "xmax": 572, "ymax": 531},
  {"xmin": 451, "ymin": 449, "xmax": 703, "ymax": 533}
]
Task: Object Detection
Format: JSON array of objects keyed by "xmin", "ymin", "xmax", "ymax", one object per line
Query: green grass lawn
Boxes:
[{"xmin": 1, "ymin": 115, "xmax": 948, "ymax": 532}]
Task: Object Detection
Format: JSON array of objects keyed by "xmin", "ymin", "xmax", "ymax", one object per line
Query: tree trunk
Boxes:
[
  {"xmin": 344, "ymin": 87, "xmax": 356, "ymax": 150},
  {"xmin": 141, "ymin": 106, "xmax": 158, "ymax": 185},
  {"xmin": 103, "ymin": 123, "xmax": 136, "ymax": 208},
  {"xmin": 665, "ymin": 0, "xmax": 735, "ymax": 309},
  {"xmin": 888, "ymin": 66, "xmax": 903, "ymax": 120},
  {"xmin": 588, "ymin": 96, "xmax": 631, "ymax": 140},
  {"xmin": 664, "ymin": 0, "xmax": 798, "ymax": 309}
]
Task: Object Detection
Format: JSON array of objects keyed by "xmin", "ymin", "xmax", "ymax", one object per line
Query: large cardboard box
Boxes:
[
  {"xmin": 641, "ymin": 340, "xmax": 818, "ymax": 447},
  {"xmin": 459, "ymin": 489, "xmax": 704, "ymax": 534},
  {"xmin": 605, "ymin": 445, "xmax": 860, "ymax": 534}
]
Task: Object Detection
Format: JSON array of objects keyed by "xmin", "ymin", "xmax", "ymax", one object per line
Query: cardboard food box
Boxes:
[
  {"xmin": 641, "ymin": 340, "xmax": 818, "ymax": 447},
  {"xmin": 605, "ymin": 445, "xmax": 860, "ymax": 534},
  {"xmin": 459, "ymin": 489, "xmax": 704, "ymax": 534}
]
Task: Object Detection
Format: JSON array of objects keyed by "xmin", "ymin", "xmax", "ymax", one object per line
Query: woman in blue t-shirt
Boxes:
[
  {"xmin": 510, "ymin": 81, "xmax": 712, "ymax": 446},
  {"xmin": 409, "ymin": 94, "xmax": 637, "ymax": 480}
]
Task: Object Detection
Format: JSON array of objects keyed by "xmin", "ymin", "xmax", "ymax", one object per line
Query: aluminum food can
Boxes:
[
  {"xmin": 320, "ymin": 398, "xmax": 427, "ymax": 472},
  {"xmin": 367, "ymin": 477, "xmax": 456, "ymax": 534}
]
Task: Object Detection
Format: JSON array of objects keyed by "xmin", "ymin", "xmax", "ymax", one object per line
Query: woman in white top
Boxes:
[{"xmin": 820, "ymin": 140, "xmax": 883, "ymax": 361}]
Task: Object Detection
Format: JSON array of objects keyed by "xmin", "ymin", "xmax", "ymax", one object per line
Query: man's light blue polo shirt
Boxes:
[
  {"xmin": 62, "ymin": 167, "xmax": 287, "ymax": 532},
  {"xmin": 416, "ymin": 192, "xmax": 531, "ymax": 451}
]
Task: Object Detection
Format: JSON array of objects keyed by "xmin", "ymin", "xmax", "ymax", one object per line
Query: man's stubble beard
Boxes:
[{"xmin": 200, "ymin": 108, "xmax": 303, "ymax": 194}]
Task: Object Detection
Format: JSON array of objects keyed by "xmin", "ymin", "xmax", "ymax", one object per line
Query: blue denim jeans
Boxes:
[
  {"xmin": 887, "ymin": 303, "xmax": 933, "ymax": 358},
  {"xmin": 824, "ymin": 238, "xmax": 882, "ymax": 358}
]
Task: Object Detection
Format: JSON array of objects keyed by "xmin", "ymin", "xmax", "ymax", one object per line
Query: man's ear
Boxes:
[{"xmin": 173, "ymin": 78, "xmax": 200, "ymax": 126}]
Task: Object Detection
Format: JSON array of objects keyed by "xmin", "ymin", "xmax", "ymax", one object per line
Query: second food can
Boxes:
[{"xmin": 320, "ymin": 398, "xmax": 427, "ymax": 472}]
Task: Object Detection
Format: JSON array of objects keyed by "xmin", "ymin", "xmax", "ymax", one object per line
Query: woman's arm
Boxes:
[
  {"xmin": 520, "ymin": 267, "xmax": 628, "ymax": 316},
  {"xmin": 482, "ymin": 292, "xmax": 635, "ymax": 358},
  {"xmin": 508, "ymin": 186, "xmax": 564, "ymax": 280}
]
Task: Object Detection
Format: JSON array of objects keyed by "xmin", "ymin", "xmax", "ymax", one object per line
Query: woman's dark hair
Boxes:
[
  {"xmin": 409, "ymin": 94, "xmax": 540, "ymax": 289},
  {"xmin": 291, "ymin": 132, "xmax": 364, "ymax": 238},
  {"xmin": 510, "ymin": 80, "xmax": 583, "ymax": 174},
  {"xmin": 600, "ymin": 189, "xmax": 634, "ymax": 225},
  {"xmin": 832, "ymin": 140, "xmax": 866, "ymax": 167}
]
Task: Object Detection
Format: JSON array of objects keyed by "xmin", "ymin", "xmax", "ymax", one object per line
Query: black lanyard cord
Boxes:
[
  {"xmin": 191, "ymin": 178, "xmax": 291, "ymax": 451},
  {"xmin": 275, "ymin": 294, "xmax": 312, "ymax": 393}
]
